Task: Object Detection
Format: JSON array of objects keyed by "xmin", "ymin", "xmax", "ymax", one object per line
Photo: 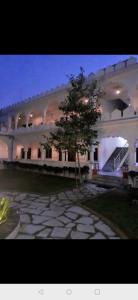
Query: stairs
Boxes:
[
  {"xmin": 102, "ymin": 147, "xmax": 128, "ymax": 172},
  {"xmin": 89, "ymin": 175, "xmax": 123, "ymax": 188}
]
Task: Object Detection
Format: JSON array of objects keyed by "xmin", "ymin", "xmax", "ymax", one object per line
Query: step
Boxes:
[{"xmin": 87, "ymin": 175, "xmax": 123, "ymax": 188}]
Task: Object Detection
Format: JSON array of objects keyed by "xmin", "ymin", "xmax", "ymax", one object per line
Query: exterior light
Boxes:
[
  {"xmin": 30, "ymin": 113, "xmax": 33, "ymax": 118},
  {"xmin": 18, "ymin": 116, "xmax": 21, "ymax": 120},
  {"xmin": 129, "ymin": 103, "xmax": 131, "ymax": 106},
  {"xmin": 116, "ymin": 89, "xmax": 121, "ymax": 95},
  {"xmin": 84, "ymin": 98, "xmax": 89, "ymax": 103}
]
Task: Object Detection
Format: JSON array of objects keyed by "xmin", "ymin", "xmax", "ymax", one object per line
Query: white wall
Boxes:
[
  {"xmin": 99, "ymin": 137, "xmax": 128, "ymax": 169},
  {"xmin": 0, "ymin": 140, "xmax": 8, "ymax": 159}
]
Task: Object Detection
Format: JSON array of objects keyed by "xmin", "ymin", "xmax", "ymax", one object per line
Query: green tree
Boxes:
[{"xmin": 41, "ymin": 68, "xmax": 103, "ymax": 186}]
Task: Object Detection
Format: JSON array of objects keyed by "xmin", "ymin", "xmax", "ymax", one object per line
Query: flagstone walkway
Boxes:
[{"xmin": 0, "ymin": 184, "xmax": 121, "ymax": 239}]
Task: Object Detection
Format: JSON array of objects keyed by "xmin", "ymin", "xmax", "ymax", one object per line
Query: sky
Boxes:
[{"xmin": 0, "ymin": 54, "xmax": 138, "ymax": 108}]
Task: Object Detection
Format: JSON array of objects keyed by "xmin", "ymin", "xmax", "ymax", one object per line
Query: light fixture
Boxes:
[
  {"xmin": 18, "ymin": 116, "xmax": 21, "ymax": 120},
  {"xmin": 116, "ymin": 89, "xmax": 121, "ymax": 95},
  {"xmin": 30, "ymin": 113, "xmax": 33, "ymax": 118},
  {"xmin": 129, "ymin": 103, "xmax": 131, "ymax": 106},
  {"xmin": 84, "ymin": 98, "xmax": 89, "ymax": 103}
]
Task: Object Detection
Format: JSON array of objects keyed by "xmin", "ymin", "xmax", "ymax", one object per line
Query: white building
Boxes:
[{"xmin": 0, "ymin": 56, "xmax": 138, "ymax": 177}]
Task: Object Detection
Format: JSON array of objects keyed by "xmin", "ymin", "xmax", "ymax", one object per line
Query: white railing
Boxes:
[
  {"xmin": 113, "ymin": 143, "xmax": 129, "ymax": 171},
  {"xmin": 8, "ymin": 123, "xmax": 56, "ymax": 134}
]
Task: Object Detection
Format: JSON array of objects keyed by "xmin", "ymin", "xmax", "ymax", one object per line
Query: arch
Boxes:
[
  {"xmin": 27, "ymin": 109, "xmax": 43, "ymax": 127},
  {"xmin": 45, "ymin": 101, "xmax": 62, "ymax": 124},
  {"xmin": 17, "ymin": 113, "xmax": 26, "ymax": 128},
  {"xmin": 98, "ymin": 136, "xmax": 129, "ymax": 172},
  {"xmin": 103, "ymin": 80, "xmax": 129, "ymax": 101}
]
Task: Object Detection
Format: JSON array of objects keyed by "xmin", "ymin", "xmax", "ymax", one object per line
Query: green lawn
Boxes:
[
  {"xmin": 0, "ymin": 169, "xmax": 75, "ymax": 194},
  {"xmin": 84, "ymin": 189, "xmax": 138, "ymax": 239}
]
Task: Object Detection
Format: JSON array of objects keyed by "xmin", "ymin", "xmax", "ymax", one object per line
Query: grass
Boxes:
[
  {"xmin": 84, "ymin": 188, "xmax": 138, "ymax": 239},
  {"xmin": 0, "ymin": 169, "xmax": 75, "ymax": 194}
]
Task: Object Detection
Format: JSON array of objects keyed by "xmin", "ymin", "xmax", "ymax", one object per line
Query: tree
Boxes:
[{"xmin": 41, "ymin": 67, "xmax": 103, "ymax": 187}]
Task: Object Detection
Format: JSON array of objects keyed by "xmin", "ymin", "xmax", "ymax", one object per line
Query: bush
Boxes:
[{"xmin": 4, "ymin": 161, "xmax": 89, "ymax": 176}]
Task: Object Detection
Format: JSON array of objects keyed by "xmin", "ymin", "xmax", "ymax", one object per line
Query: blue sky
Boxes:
[{"xmin": 0, "ymin": 55, "xmax": 137, "ymax": 108}]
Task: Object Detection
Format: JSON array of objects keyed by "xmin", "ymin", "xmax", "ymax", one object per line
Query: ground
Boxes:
[
  {"xmin": 1, "ymin": 187, "xmax": 120, "ymax": 239},
  {"xmin": 85, "ymin": 188, "xmax": 138, "ymax": 239},
  {"xmin": 0, "ymin": 169, "xmax": 75, "ymax": 194},
  {"xmin": 0, "ymin": 169, "xmax": 131, "ymax": 239}
]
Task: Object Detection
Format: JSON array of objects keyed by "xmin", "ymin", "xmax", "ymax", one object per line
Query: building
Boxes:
[{"xmin": 0, "ymin": 56, "xmax": 138, "ymax": 177}]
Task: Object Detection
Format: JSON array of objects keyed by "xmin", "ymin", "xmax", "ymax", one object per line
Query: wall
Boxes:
[
  {"xmin": 33, "ymin": 116, "xmax": 43, "ymax": 126},
  {"xmin": 0, "ymin": 140, "xmax": 8, "ymax": 159},
  {"xmin": 99, "ymin": 136, "xmax": 128, "ymax": 169}
]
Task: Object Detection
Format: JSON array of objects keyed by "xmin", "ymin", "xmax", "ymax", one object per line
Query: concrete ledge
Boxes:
[{"xmin": 0, "ymin": 208, "xmax": 20, "ymax": 239}]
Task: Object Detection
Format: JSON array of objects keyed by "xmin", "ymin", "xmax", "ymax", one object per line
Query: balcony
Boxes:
[{"xmin": 7, "ymin": 123, "xmax": 56, "ymax": 135}]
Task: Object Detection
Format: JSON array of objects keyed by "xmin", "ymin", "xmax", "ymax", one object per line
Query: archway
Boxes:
[
  {"xmin": 98, "ymin": 136, "xmax": 129, "ymax": 175},
  {"xmin": 27, "ymin": 110, "xmax": 43, "ymax": 127},
  {"xmin": 17, "ymin": 113, "xmax": 26, "ymax": 128}
]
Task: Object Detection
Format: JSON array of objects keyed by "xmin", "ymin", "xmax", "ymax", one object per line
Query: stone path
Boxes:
[{"xmin": 0, "ymin": 184, "xmax": 121, "ymax": 239}]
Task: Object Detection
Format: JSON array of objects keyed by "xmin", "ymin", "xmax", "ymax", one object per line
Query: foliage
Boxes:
[
  {"xmin": 41, "ymin": 67, "xmax": 103, "ymax": 184},
  {"xmin": 128, "ymin": 171, "xmax": 138, "ymax": 178},
  {"xmin": 0, "ymin": 197, "xmax": 9, "ymax": 224},
  {"xmin": 4, "ymin": 161, "xmax": 89, "ymax": 176}
]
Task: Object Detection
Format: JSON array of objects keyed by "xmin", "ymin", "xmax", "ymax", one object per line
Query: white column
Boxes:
[
  {"xmin": 128, "ymin": 143, "xmax": 135, "ymax": 171},
  {"xmin": 26, "ymin": 113, "xmax": 30, "ymax": 127},
  {"xmin": 41, "ymin": 147, "xmax": 46, "ymax": 161},
  {"xmin": 88, "ymin": 145, "xmax": 95, "ymax": 179},
  {"xmin": 8, "ymin": 138, "xmax": 14, "ymax": 161},
  {"xmin": 43, "ymin": 108, "xmax": 47, "ymax": 124},
  {"xmin": 8, "ymin": 116, "xmax": 12, "ymax": 131},
  {"xmin": 15, "ymin": 115, "xmax": 19, "ymax": 129},
  {"xmin": 66, "ymin": 151, "xmax": 68, "ymax": 162},
  {"xmin": 24, "ymin": 146, "xmax": 28, "ymax": 160}
]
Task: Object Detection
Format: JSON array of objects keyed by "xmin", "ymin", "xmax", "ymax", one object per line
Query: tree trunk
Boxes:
[
  {"xmin": 76, "ymin": 150, "xmax": 82, "ymax": 185},
  {"xmin": 74, "ymin": 156, "xmax": 78, "ymax": 188}
]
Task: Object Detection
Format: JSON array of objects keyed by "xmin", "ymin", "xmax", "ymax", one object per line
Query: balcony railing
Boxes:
[{"xmin": 7, "ymin": 123, "xmax": 56, "ymax": 134}]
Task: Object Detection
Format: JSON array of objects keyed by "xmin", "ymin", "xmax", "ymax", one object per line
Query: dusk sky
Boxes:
[{"xmin": 0, "ymin": 54, "xmax": 138, "ymax": 108}]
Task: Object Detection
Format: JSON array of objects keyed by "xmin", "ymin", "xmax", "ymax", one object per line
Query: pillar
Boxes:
[
  {"xmin": 62, "ymin": 150, "xmax": 65, "ymax": 162},
  {"xmin": 8, "ymin": 138, "xmax": 14, "ymax": 161},
  {"xmin": 41, "ymin": 146, "xmax": 46, "ymax": 161},
  {"xmin": 26, "ymin": 113, "xmax": 30, "ymax": 127},
  {"xmin": 24, "ymin": 146, "xmax": 28, "ymax": 160},
  {"xmin": 15, "ymin": 115, "xmax": 19, "ymax": 129},
  {"xmin": 128, "ymin": 143, "xmax": 136, "ymax": 171},
  {"xmin": 43, "ymin": 108, "xmax": 47, "ymax": 124},
  {"xmin": 88, "ymin": 145, "xmax": 95, "ymax": 179},
  {"xmin": 8, "ymin": 116, "xmax": 12, "ymax": 131}
]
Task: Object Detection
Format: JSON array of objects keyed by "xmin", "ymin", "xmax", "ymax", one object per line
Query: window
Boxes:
[
  {"xmin": 136, "ymin": 148, "xmax": 138, "ymax": 163},
  {"xmin": 27, "ymin": 148, "xmax": 31, "ymax": 159},
  {"xmin": 68, "ymin": 150, "xmax": 76, "ymax": 162},
  {"xmin": 59, "ymin": 149, "xmax": 62, "ymax": 161},
  {"xmin": 94, "ymin": 148, "xmax": 98, "ymax": 161},
  {"xmin": 46, "ymin": 147, "xmax": 52, "ymax": 159},
  {"xmin": 38, "ymin": 148, "xmax": 41, "ymax": 159},
  {"xmin": 21, "ymin": 148, "xmax": 25, "ymax": 159},
  {"xmin": 87, "ymin": 151, "xmax": 90, "ymax": 161}
]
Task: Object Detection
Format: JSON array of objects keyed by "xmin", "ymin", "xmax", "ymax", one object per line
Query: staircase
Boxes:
[
  {"xmin": 89, "ymin": 175, "xmax": 123, "ymax": 188},
  {"xmin": 102, "ymin": 146, "xmax": 128, "ymax": 172}
]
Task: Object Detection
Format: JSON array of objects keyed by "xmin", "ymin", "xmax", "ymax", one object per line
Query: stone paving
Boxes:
[{"xmin": 0, "ymin": 184, "xmax": 121, "ymax": 239}]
